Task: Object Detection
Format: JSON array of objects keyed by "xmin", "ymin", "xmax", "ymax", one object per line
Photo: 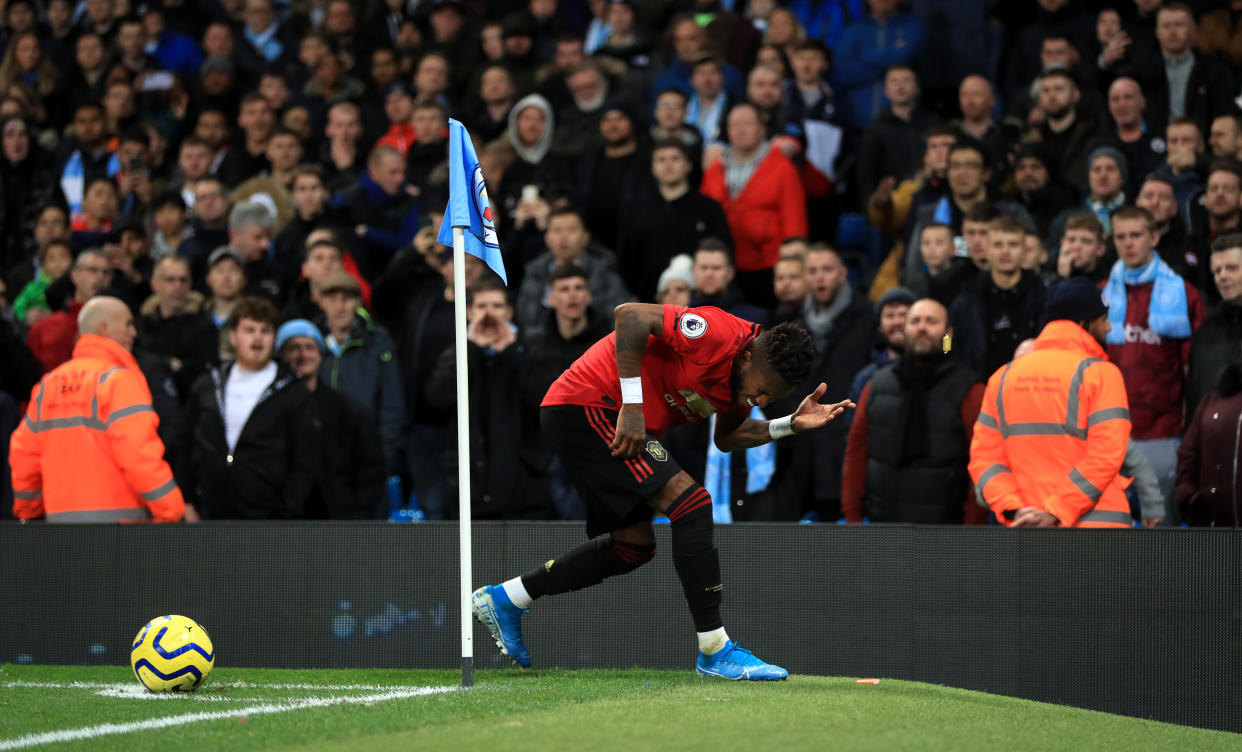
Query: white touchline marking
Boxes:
[
  {"xmin": 95, "ymin": 686, "xmax": 255, "ymax": 702},
  {"xmin": 1, "ymin": 681, "xmax": 124, "ymax": 690},
  {"xmin": 0, "ymin": 686, "xmax": 458, "ymax": 750},
  {"xmin": 2, "ymin": 681, "xmax": 439, "ymax": 692}
]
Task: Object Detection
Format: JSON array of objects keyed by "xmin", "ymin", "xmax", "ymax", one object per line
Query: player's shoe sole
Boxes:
[
  {"xmin": 696, "ymin": 640, "xmax": 788, "ymax": 681},
  {"xmin": 471, "ymin": 585, "xmax": 531, "ymax": 668}
]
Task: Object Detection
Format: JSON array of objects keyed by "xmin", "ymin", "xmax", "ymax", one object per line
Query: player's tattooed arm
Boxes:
[
  {"xmin": 715, "ymin": 383, "xmax": 854, "ymax": 452},
  {"xmin": 611, "ymin": 303, "xmax": 666, "ymax": 458},
  {"xmin": 713, "ymin": 412, "xmax": 773, "ymax": 452},
  {"xmin": 613, "ymin": 303, "xmax": 664, "ymax": 378}
]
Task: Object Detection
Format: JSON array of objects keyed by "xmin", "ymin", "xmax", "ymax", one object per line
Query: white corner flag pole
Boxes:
[{"xmin": 453, "ymin": 225, "xmax": 474, "ymax": 689}]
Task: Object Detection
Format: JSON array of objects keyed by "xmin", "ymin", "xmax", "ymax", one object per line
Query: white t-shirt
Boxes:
[{"xmin": 224, "ymin": 361, "xmax": 277, "ymax": 453}]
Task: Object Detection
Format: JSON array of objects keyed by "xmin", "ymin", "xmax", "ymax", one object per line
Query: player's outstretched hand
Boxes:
[
  {"xmin": 790, "ymin": 382, "xmax": 854, "ymax": 434},
  {"xmin": 610, "ymin": 404, "xmax": 646, "ymax": 459}
]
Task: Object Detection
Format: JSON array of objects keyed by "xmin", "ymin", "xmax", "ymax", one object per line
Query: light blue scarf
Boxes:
[
  {"xmin": 704, "ymin": 407, "xmax": 776, "ymax": 523},
  {"xmin": 60, "ymin": 149, "xmax": 121, "ymax": 215},
  {"xmin": 686, "ymin": 92, "xmax": 726, "ymax": 144},
  {"xmin": 244, "ymin": 23, "xmax": 284, "ymax": 63},
  {"xmin": 1103, "ymin": 254, "xmax": 1191, "ymax": 345},
  {"xmin": 1088, "ymin": 192, "xmax": 1125, "ymax": 237}
]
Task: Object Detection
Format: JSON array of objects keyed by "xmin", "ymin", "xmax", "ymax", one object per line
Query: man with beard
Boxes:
[
  {"xmin": 1187, "ymin": 161, "xmax": 1242, "ymax": 303},
  {"xmin": 773, "ymin": 244, "xmax": 875, "ymax": 521},
  {"xmin": 846, "ymin": 286, "xmax": 915, "ymax": 424},
  {"xmin": 1004, "ymin": 142, "xmax": 1077, "ymax": 237},
  {"xmin": 576, "ymin": 101, "xmax": 648, "ymax": 253},
  {"xmin": 842, "ymin": 297, "xmax": 985, "ymax": 524},
  {"xmin": 1027, "ymin": 67, "xmax": 1098, "ymax": 192}
]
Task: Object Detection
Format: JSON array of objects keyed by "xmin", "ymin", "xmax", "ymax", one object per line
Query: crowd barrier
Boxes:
[{"xmin": 1, "ymin": 521, "xmax": 1237, "ymax": 733}]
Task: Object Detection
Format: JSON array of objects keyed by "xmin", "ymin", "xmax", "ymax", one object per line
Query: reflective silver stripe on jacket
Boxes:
[
  {"xmin": 22, "ymin": 371, "xmax": 153, "ymax": 433},
  {"xmin": 140, "ymin": 479, "xmax": 178, "ymax": 502},
  {"xmin": 1076, "ymin": 509, "xmax": 1132, "ymax": 525},
  {"xmin": 994, "ymin": 357, "xmax": 1128, "ymax": 439},
  {"xmin": 45, "ymin": 507, "xmax": 153, "ymax": 523},
  {"xmin": 974, "ymin": 463, "xmax": 1011, "ymax": 507}
]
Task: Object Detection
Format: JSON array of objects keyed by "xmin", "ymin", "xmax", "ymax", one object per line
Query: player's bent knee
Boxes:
[
  {"xmin": 666, "ymin": 483, "xmax": 713, "ymax": 525},
  {"xmin": 651, "ymin": 471, "xmax": 697, "ymax": 515}
]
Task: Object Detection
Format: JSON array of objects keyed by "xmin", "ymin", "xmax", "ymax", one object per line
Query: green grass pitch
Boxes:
[{"xmin": 0, "ymin": 665, "xmax": 1237, "ymax": 751}]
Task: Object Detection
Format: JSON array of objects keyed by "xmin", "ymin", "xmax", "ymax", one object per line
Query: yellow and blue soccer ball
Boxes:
[{"xmin": 130, "ymin": 615, "xmax": 215, "ymax": 692}]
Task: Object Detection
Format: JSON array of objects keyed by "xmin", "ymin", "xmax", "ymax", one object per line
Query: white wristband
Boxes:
[
  {"xmin": 768, "ymin": 414, "xmax": 795, "ymax": 440},
  {"xmin": 620, "ymin": 376, "xmax": 643, "ymax": 404}
]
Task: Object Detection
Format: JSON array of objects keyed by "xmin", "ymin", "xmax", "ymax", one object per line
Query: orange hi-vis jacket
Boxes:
[
  {"xmin": 9, "ymin": 334, "xmax": 185, "ymax": 523},
  {"xmin": 969, "ymin": 321, "xmax": 1133, "ymax": 528}
]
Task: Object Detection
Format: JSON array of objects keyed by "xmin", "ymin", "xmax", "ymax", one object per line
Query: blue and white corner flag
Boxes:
[{"xmin": 437, "ymin": 119, "xmax": 507, "ymax": 285}]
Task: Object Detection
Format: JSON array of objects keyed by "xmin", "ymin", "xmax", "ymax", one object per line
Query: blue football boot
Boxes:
[
  {"xmin": 471, "ymin": 585, "xmax": 531, "ymax": 668},
  {"xmin": 696, "ymin": 640, "xmax": 788, "ymax": 681}
]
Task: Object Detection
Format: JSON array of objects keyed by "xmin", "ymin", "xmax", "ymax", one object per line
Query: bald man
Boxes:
[
  {"xmin": 1108, "ymin": 76, "xmax": 1163, "ymax": 197},
  {"xmin": 78, "ymin": 296, "xmax": 137, "ymax": 349},
  {"xmin": 9, "ymin": 295, "xmax": 187, "ymax": 523},
  {"xmin": 841, "ymin": 298, "xmax": 986, "ymax": 524},
  {"xmin": 954, "ymin": 75, "xmax": 1015, "ymax": 187}
]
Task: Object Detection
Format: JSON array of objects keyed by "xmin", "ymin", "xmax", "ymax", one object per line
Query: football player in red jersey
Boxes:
[{"xmin": 473, "ymin": 302, "xmax": 852, "ymax": 679}]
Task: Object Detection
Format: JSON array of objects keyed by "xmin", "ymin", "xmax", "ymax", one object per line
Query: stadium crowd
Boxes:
[{"xmin": 2, "ymin": 0, "xmax": 1242, "ymax": 527}]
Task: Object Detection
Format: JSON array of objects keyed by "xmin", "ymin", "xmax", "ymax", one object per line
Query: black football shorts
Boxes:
[{"xmin": 540, "ymin": 404, "xmax": 682, "ymax": 538}]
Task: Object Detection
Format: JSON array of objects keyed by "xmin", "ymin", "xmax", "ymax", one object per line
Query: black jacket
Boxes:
[
  {"xmin": 302, "ymin": 385, "xmax": 387, "ymax": 519},
  {"xmin": 315, "ymin": 311, "xmax": 405, "ymax": 464},
  {"xmin": 773, "ymin": 289, "xmax": 877, "ymax": 519},
  {"xmin": 1186, "ymin": 302, "xmax": 1242, "ymax": 421},
  {"xmin": 178, "ymin": 362, "xmax": 316, "ymax": 519},
  {"xmin": 272, "ymin": 207, "xmax": 350, "ymax": 285},
  {"xmin": 948, "ymin": 270, "xmax": 1046, "ymax": 377},
  {"xmin": 136, "ymin": 309, "xmax": 219, "ymax": 398},
  {"xmin": 427, "ymin": 340, "xmax": 551, "ymax": 520},
  {"xmin": 1134, "ymin": 50, "xmax": 1237, "ymax": 136},
  {"xmin": 333, "ymin": 173, "xmax": 422, "ymax": 280},
  {"xmin": 615, "ymin": 187, "xmax": 732, "ymax": 302},
  {"xmin": 573, "ymin": 146, "xmax": 651, "ymax": 253},
  {"xmin": 863, "ymin": 359, "xmax": 979, "ymax": 523},
  {"xmin": 857, "ymin": 106, "xmax": 941, "ymax": 205},
  {"xmin": 393, "ymin": 277, "xmax": 456, "ymax": 427},
  {"xmin": 523, "ymin": 307, "xmax": 612, "ymax": 398}
]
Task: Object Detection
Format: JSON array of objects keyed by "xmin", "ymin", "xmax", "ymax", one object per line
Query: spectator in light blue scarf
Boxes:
[{"xmin": 1085, "ymin": 144, "xmax": 1127, "ymax": 238}]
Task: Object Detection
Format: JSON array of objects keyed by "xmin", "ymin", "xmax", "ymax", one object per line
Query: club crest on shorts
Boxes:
[
  {"xmin": 645, "ymin": 440, "xmax": 668, "ymax": 461},
  {"xmin": 679, "ymin": 313, "xmax": 707, "ymax": 339}
]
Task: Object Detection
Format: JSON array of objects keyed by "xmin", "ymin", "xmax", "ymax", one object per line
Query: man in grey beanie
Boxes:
[{"xmin": 1085, "ymin": 143, "xmax": 1128, "ymax": 236}]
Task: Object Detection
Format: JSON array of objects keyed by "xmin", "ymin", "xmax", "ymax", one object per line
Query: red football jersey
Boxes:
[{"xmin": 542, "ymin": 305, "xmax": 761, "ymax": 437}]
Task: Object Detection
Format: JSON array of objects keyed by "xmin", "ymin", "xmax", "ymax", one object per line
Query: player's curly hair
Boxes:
[{"xmin": 754, "ymin": 322, "xmax": 816, "ymax": 387}]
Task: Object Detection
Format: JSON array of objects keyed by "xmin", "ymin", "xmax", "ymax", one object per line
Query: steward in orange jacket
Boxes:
[
  {"xmin": 9, "ymin": 298, "xmax": 185, "ymax": 523},
  {"xmin": 969, "ymin": 279, "xmax": 1133, "ymax": 528}
]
